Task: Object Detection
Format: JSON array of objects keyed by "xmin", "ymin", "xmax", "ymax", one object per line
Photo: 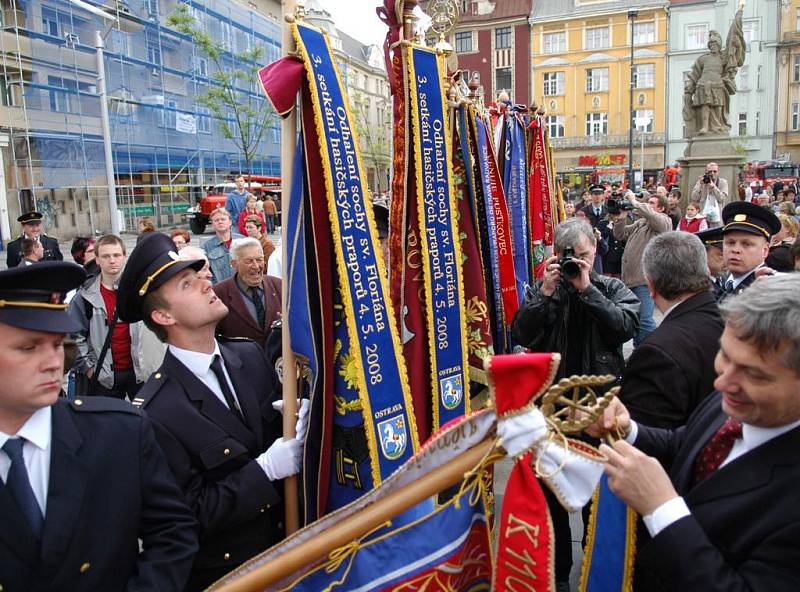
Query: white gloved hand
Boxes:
[
  {"xmin": 257, "ymin": 437, "xmax": 302, "ymax": 481},
  {"xmin": 271, "ymin": 398, "xmax": 310, "ymax": 442}
]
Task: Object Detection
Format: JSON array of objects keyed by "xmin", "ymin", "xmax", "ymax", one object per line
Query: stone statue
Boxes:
[{"xmin": 683, "ymin": 6, "xmax": 746, "ymax": 137}]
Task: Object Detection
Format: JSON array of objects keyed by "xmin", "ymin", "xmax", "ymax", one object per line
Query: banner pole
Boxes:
[
  {"xmin": 280, "ymin": 0, "xmax": 299, "ymax": 535},
  {"xmin": 212, "ymin": 437, "xmax": 494, "ymax": 592}
]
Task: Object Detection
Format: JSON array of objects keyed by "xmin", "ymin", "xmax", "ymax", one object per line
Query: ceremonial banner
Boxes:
[
  {"xmin": 505, "ymin": 112, "xmax": 531, "ymax": 302},
  {"xmin": 474, "ymin": 116, "xmax": 518, "ymax": 353},
  {"xmin": 579, "ymin": 474, "xmax": 638, "ymax": 592},
  {"xmin": 210, "ymin": 410, "xmax": 498, "ymax": 592},
  {"xmin": 262, "ymin": 21, "xmax": 419, "ymax": 517},
  {"xmin": 454, "ymin": 105, "xmax": 493, "ymax": 385},
  {"xmin": 406, "ymin": 45, "xmax": 470, "ymax": 429},
  {"xmin": 529, "ymin": 114, "xmax": 555, "ymax": 279}
]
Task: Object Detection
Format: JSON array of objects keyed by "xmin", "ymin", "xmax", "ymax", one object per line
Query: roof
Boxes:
[
  {"xmin": 421, "ymin": 0, "xmax": 532, "ymax": 24},
  {"xmin": 531, "ymin": 0, "xmax": 668, "ymax": 21}
]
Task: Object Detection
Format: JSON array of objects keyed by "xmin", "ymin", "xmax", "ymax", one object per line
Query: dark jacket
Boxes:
[
  {"xmin": 0, "ymin": 398, "xmax": 198, "ymax": 592},
  {"xmin": 581, "ymin": 203, "xmax": 608, "ymax": 228},
  {"xmin": 633, "ymin": 393, "xmax": 800, "ymax": 591},
  {"xmin": 6, "ymin": 234, "xmax": 63, "ymax": 268},
  {"xmin": 619, "ymin": 290, "xmax": 723, "ymax": 429},
  {"xmin": 511, "ymin": 273, "xmax": 640, "ymax": 380},
  {"xmin": 132, "ymin": 338, "xmax": 283, "ymax": 591},
  {"xmin": 213, "ymin": 274, "xmax": 281, "ymax": 348}
]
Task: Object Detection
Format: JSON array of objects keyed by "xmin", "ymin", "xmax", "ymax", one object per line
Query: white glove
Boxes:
[
  {"xmin": 257, "ymin": 437, "xmax": 302, "ymax": 481},
  {"xmin": 271, "ymin": 398, "xmax": 310, "ymax": 442}
]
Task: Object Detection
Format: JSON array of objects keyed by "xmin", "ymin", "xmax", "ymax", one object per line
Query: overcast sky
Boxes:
[{"xmin": 318, "ymin": 0, "xmax": 388, "ymax": 48}]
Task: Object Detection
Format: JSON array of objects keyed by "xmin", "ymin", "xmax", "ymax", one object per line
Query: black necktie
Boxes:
[
  {"xmin": 210, "ymin": 355, "xmax": 244, "ymax": 422},
  {"xmin": 3, "ymin": 438, "xmax": 44, "ymax": 539},
  {"xmin": 725, "ymin": 278, "xmax": 735, "ymax": 294},
  {"xmin": 248, "ymin": 287, "xmax": 266, "ymax": 328}
]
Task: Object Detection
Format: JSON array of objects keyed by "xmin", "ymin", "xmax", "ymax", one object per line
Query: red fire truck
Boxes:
[
  {"xmin": 742, "ymin": 161, "xmax": 799, "ymax": 191},
  {"xmin": 185, "ymin": 175, "xmax": 281, "ymax": 235}
]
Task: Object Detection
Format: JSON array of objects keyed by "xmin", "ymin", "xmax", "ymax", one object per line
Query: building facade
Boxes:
[
  {"xmin": 306, "ymin": 0, "xmax": 391, "ymax": 193},
  {"xmin": 666, "ymin": 0, "xmax": 779, "ymax": 166},
  {"xmin": 434, "ymin": 0, "xmax": 532, "ymax": 105},
  {"xmin": 529, "ymin": 0, "xmax": 669, "ymax": 189},
  {"xmin": 776, "ymin": 0, "xmax": 800, "ymax": 163},
  {"xmin": 0, "ymin": 0, "xmax": 282, "ymax": 241}
]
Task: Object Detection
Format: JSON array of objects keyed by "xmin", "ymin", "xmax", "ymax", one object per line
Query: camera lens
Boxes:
[{"xmin": 561, "ymin": 259, "xmax": 580, "ymax": 279}]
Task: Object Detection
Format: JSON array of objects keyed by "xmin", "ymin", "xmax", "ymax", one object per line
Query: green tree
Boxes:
[
  {"xmin": 349, "ymin": 86, "xmax": 391, "ymax": 193},
  {"xmin": 167, "ymin": 4, "xmax": 275, "ymax": 179}
]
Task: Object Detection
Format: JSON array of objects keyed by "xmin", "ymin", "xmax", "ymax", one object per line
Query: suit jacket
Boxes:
[
  {"xmin": 133, "ymin": 338, "xmax": 283, "ymax": 589},
  {"xmin": 633, "ymin": 393, "xmax": 800, "ymax": 591},
  {"xmin": 620, "ymin": 291, "xmax": 723, "ymax": 429},
  {"xmin": 581, "ymin": 204, "xmax": 607, "ymax": 227},
  {"xmin": 0, "ymin": 398, "xmax": 197, "ymax": 592},
  {"xmin": 6, "ymin": 235, "xmax": 63, "ymax": 268},
  {"xmin": 213, "ymin": 274, "xmax": 281, "ymax": 347}
]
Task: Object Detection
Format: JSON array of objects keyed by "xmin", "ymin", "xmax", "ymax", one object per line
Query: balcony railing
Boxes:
[{"xmin": 550, "ymin": 132, "xmax": 666, "ymax": 150}]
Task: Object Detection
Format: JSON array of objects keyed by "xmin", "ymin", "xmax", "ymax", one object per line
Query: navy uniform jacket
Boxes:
[
  {"xmin": 6, "ymin": 235, "xmax": 63, "ymax": 268},
  {"xmin": 0, "ymin": 397, "xmax": 198, "ymax": 592},
  {"xmin": 716, "ymin": 269, "xmax": 757, "ymax": 304},
  {"xmin": 633, "ymin": 393, "xmax": 800, "ymax": 591},
  {"xmin": 133, "ymin": 338, "xmax": 284, "ymax": 589}
]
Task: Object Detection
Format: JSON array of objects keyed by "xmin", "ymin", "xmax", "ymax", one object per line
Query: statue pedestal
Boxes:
[{"xmin": 678, "ymin": 134, "xmax": 744, "ymax": 207}]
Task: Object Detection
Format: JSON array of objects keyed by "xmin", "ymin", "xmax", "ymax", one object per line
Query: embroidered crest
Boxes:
[
  {"xmin": 440, "ymin": 373, "xmax": 464, "ymax": 410},
  {"xmin": 377, "ymin": 415, "xmax": 407, "ymax": 460}
]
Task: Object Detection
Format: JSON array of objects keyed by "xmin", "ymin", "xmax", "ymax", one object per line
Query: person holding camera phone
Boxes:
[
  {"xmin": 511, "ymin": 218, "xmax": 640, "ymax": 591},
  {"xmin": 691, "ymin": 162, "xmax": 729, "ymax": 228}
]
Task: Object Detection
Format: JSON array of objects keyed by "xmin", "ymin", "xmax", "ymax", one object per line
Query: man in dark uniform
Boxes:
[
  {"xmin": 581, "ymin": 184, "xmax": 607, "ymax": 228},
  {"xmin": 116, "ymin": 233, "xmax": 308, "ymax": 591},
  {"xmin": 0, "ymin": 261, "xmax": 197, "ymax": 591},
  {"xmin": 717, "ymin": 201, "xmax": 781, "ymax": 303},
  {"xmin": 6, "ymin": 211, "xmax": 63, "ymax": 268},
  {"xmin": 695, "ymin": 227, "xmax": 726, "ymax": 299}
]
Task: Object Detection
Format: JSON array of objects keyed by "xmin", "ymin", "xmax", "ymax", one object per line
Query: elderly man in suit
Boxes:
[
  {"xmin": 213, "ymin": 237, "xmax": 281, "ymax": 348},
  {"xmin": 0, "ymin": 261, "xmax": 197, "ymax": 591},
  {"xmin": 587, "ymin": 273, "xmax": 800, "ymax": 591},
  {"xmin": 619, "ymin": 232, "xmax": 724, "ymax": 429},
  {"xmin": 117, "ymin": 233, "xmax": 307, "ymax": 591}
]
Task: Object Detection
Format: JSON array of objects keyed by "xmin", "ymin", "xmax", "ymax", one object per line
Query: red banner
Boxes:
[
  {"xmin": 495, "ymin": 451, "xmax": 555, "ymax": 591},
  {"xmin": 529, "ymin": 116, "xmax": 554, "ymax": 279}
]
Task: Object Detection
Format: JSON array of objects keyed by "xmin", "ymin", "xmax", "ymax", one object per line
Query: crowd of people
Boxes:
[{"xmin": 2, "ymin": 163, "xmax": 800, "ymax": 591}]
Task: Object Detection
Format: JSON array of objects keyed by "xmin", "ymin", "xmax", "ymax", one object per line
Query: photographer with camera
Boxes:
[
  {"xmin": 612, "ymin": 193, "xmax": 673, "ymax": 346},
  {"xmin": 691, "ymin": 162, "xmax": 729, "ymax": 227},
  {"xmin": 511, "ymin": 218, "xmax": 639, "ymax": 590}
]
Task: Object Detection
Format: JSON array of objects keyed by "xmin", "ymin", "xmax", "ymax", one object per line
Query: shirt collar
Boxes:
[
  {"xmin": 235, "ymin": 273, "xmax": 261, "ymax": 295},
  {"xmin": 0, "ymin": 406, "xmax": 52, "ymax": 451},
  {"xmin": 729, "ymin": 263, "xmax": 764, "ymax": 289},
  {"xmin": 742, "ymin": 419, "xmax": 800, "ymax": 452},
  {"xmin": 168, "ymin": 341, "xmax": 221, "ymax": 379}
]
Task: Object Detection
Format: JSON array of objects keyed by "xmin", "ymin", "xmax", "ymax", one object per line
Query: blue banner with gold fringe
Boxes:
[
  {"xmin": 406, "ymin": 45, "xmax": 470, "ymax": 430},
  {"xmin": 293, "ymin": 22, "xmax": 418, "ymax": 491},
  {"xmin": 580, "ymin": 473, "xmax": 638, "ymax": 592}
]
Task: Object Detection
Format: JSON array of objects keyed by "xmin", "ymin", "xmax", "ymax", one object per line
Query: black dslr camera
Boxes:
[
  {"xmin": 559, "ymin": 246, "xmax": 581, "ymax": 280},
  {"xmin": 606, "ymin": 192, "xmax": 634, "ymax": 215},
  {"xmin": 703, "ymin": 173, "xmax": 711, "ymax": 184}
]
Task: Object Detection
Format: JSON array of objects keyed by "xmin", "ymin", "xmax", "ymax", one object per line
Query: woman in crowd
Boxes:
[
  {"xmin": 766, "ymin": 214, "xmax": 800, "ymax": 272},
  {"xmin": 679, "ymin": 202, "xmax": 708, "ymax": 233},
  {"xmin": 237, "ymin": 195, "xmax": 266, "ymax": 236},
  {"xmin": 171, "ymin": 228, "xmax": 191, "ymax": 251},
  {"xmin": 136, "ymin": 217, "xmax": 157, "ymax": 245}
]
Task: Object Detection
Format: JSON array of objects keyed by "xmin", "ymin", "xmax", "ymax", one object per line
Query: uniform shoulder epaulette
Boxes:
[
  {"xmin": 130, "ymin": 370, "xmax": 169, "ymax": 408},
  {"xmin": 43, "ymin": 233, "xmax": 58, "ymax": 240},
  {"xmin": 70, "ymin": 396, "xmax": 142, "ymax": 415},
  {"xmin": 9, "ymin": 235, "xmax": 21, "ymax": 241}
]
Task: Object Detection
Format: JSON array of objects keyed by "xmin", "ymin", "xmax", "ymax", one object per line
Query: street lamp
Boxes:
[
  {"xmin": 627, "ymin": 8, "xmax": 638, "ymax": 190},
  {"xmin": 65, "ymin": 0, "xmax": 142, "ymax": 235},
  {"xmin": 635, "ymin": 115, "xmax": 651, "ymax": 190}
]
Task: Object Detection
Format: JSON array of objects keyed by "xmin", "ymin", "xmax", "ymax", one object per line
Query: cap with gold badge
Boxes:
[
  {"xmin": 721, "ymin": 201, "xmax": 781, "ymax": 241},
  {"xmin": 116, "ymin": 232, "xmax": 205, "ymax": 323},
  {"xmin": 695, "ymin": 226, "xmax": 724, "ymax": 250},
  {"xmin": 17, "ymin": 211, "xmax": 44, "ymax": 224},
  {"xmin": 0, "ymin": 261, "xmax": 85, "ymax": 332}
]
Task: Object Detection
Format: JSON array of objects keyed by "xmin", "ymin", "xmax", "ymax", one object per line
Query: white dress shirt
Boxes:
[
  {"xmin": 627, "ymin": 418, "xmax": 800, "ymax": 537},
  {"xmin": 168, "ymin": 342, "xmax": 241, "ymax": 411},
  {"xmin": 0, "ymin": 406, "xmax": 52, "ymax": 515}
]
